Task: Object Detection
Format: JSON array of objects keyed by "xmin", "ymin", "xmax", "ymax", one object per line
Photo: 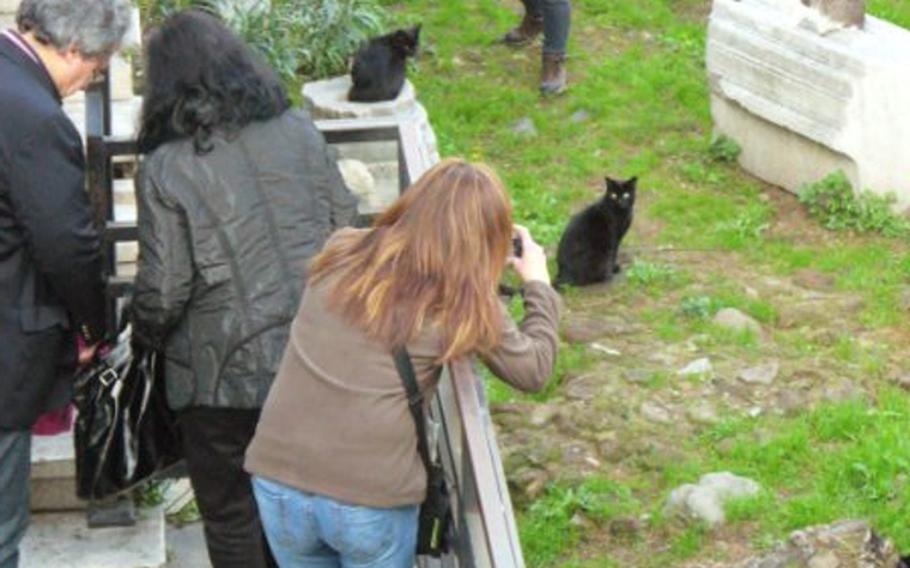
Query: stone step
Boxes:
[
  {"xmin": 30, "ymin": 430, "xmax": 85, "ymax": 512},
  {"xmin": 21, "ymin": 506, "xmax": 167, "ymax": 568},
  {"xmin": 165, "ymin": 522, "xmax": 209, "ymax": 568}
]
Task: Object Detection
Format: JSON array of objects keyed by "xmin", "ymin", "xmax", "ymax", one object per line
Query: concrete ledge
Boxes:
[
  {"xmin": 707, "ymin": 0, "xmax": 910, "ymax": 205},
  {"xmin": 21, "ymin": 507, "xmax": 166, "ymax": 568},
  {"xmin": 30, "ymin": 431, "xmax": 86, "ymax": 512}
]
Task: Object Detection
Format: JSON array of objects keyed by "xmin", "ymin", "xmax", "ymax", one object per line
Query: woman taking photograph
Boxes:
[
  {"xmin": 245, "ymin": 158, "xmax": 561, "ymax": 567},
  {"xmin": 131, "ymin": 10, "xmax": 357, "ymax": 568}
]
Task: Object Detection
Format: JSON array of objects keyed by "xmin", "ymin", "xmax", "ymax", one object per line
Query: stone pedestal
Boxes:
[
  {"xmin": 707, "ymin": 0, "xmax": 910, "ymax": 207},
  {"xmin": 0, "ymin": 0, "xmax": 16, "ymax": 27},
  {"xmin": 303, "ymin": 76, "xmax": 440, "ymax": 215}
]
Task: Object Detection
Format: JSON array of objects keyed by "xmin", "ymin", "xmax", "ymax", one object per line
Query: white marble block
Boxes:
[{"xmin": 707, "ymin": 0, "xmax": 910, "ymax": 207}]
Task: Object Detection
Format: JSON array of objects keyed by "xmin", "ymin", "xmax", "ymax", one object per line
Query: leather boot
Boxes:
[
  {"xmin": 502, "ymin": 12, "xmax": 543, "ymax": 45},
  {"xmin": 540, "ymin": 53, "xmax": 567, "ymax": 95}
]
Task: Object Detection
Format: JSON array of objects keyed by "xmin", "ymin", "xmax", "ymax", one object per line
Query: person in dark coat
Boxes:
[
  {"xmin": 131, "ymin": 11, "xmax": 358, "ymax": 568},
  {"xmin": 0, "ymin": 1, "xmax": 131, "ymax": 566}
]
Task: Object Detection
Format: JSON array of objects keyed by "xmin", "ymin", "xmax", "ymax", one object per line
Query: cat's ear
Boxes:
[
  {"xmin": 626, "ymin": 176, "xmax": 638, "ymax": 190},
  {"xmin": 605, "ymin": 177, "xmax": 619, "ymax": 192},
  {"xmin": 392, "ymin": 25, "xmax": 421, "ymax": 53}
]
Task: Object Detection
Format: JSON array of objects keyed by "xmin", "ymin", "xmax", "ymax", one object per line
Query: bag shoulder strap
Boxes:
[{"xmin": 392, "ymin": 347, "xmax": 432, "ymax": 472}]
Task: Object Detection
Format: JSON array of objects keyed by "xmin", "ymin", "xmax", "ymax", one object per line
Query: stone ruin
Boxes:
[{"xmin": 707, "ymin": 0, "xmax": 910, "ymax": 209}]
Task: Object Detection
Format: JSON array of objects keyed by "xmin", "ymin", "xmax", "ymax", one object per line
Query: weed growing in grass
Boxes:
[
  {"xmin": 626, "ymin": 260, "xmax": 685, "ymax": 289},
  {"xmin": 519, "ymin": 478, "xmax": 642, "ymax": 566},
  {"xmin": 680, "ymin": 295, "xmax": 719, "ymax": 319},
  {"xmin": 798, "ymin": 171, "xmax": 910, "ymax": 237},
  {"xmin": 708, "ymin": 135, "xmax": 742, "ymax": 163}
]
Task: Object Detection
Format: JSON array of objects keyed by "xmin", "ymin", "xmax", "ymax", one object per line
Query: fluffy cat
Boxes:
[
  {"xmin": 348, "ymin": 25, "xmax": 421, "ymax": 103},
  {"xmin": 555, "ymin": 176, "xmax": 637, "ymax": 288}
]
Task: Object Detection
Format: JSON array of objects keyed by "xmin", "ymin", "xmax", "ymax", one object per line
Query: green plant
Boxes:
[
  {"xmin": 679, "ymin": 295, "xmax": 718, "ymax": 319},
  {"xmin": 138, "ymin": 0, "xmax": 386, "ymax": 86},
  {"xmin": 708, "ymin": 135, "xmax": 742, "ymax": 163},
  {"xmin": 798, "ymin": 171, "xmax": 910, "ymax": 237},
  {"xmin": 519, "ymin": 479, "xmax": 640, "ymax": 566},
  {"xmin": 626, "ymin": 260, "xmax": 682, "ymax": 288}
]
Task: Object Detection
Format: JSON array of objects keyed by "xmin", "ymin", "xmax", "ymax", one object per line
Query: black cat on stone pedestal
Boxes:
[
  {"xmin": 348, "ymin": 25, "xmax": 421, "ymax": 102},
  {"xmin": 555, "ymin": 176, "xmax": 637, "ymax": 289}
]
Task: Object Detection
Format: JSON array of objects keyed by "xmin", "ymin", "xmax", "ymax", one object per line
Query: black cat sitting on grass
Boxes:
[
  {"xmin": 348, "ymin": 25, "xmax": 421, "ymax": 102},
  {"xmin": 555, "ymin": 176, "xmax": 637, "ymax": 288}
]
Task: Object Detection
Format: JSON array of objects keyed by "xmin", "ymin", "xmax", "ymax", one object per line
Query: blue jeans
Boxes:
[
  {"xmin": 252, "ymin": 477, "xmax": 419, "ymax": 568},
  {"xmin": 0, "ymin": 431, "xmax": 30, "ymax": 568},
  {"xmin": 521, "ymin": 0, "xmax": 571, "ymax": 54}
]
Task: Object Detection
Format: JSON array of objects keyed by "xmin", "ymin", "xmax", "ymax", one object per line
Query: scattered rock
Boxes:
[
  {"xmin": 562, "ymin": 316, "xmax": 639, "ymax": 343},
  {"xmin": 686, "ymin": 400, "xmax": 719, "ymax": 425},
  {"xmin": 899, "ymin": 287, "xmax": 910, "ymax": 311},
  {"xmin": 737, "ymin": 519, "xmax": 901, "ymax": 568},
  {"xmin": 589, "ymin": 342, "xmax": 622, "ymax": 357},
  {"xmin": 679, "ymin": 357, "xmax": 713, "ymax": 377},
  {"xmin": 773, "ymin": 388, "xmax": 811, "ymax": 417},
  {"xmin": 562, "ymin": 443, "xmax": 596, "ymax": 466},
  {"xmin": 570, "ymin": 109, "xmax": 591, "ymax": 123},
  {"xmin": 713, "ymin": 307, "xmax": 762, "ymax": 335},
  {"xmin": 890, "ymin": 373, "xmax": 910, "ymax": 392},
  {"xmin": 738, "ymin": 361, "xmax": 780, "ymax": 385},
  {"xmin": 821, "ymin": 378, "xmax": 865, "ymax": 404},
  {"xmin": 529, "ymin": 404, "xmax": 559, "ymax": 427},
  {"xmin": 512, "ymin": 117, "xmax": 537, "ymax": 137},
  {"xmin": 570, "ymin": 512, "xmax": 594, "ymax": 530},
  {"xmin": 793, "ymin": 269, "xmax": 837, "ymax": 291},
  {"xmin": 641, "ymin": 401, "xmax": 672, "ymax": 424},
  {"xmin": 510, "ymin": 467, "xmax": 550, "ymax": 502},
  {"xmin": 564, "ymin": 374, "xmax": 603, "ymax": 401},
  {"xmin": 666, "ymin": 472, "xmax": 760, "ymax": 527},
  {"xmin": 623, "ymin": 369, "xmax": 652, "ymax": 384},
  {"xmin": 608, "ymin": 517, "xmax": 642, "ymax": 541}
]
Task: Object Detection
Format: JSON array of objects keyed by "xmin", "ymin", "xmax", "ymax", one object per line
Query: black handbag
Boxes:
[
  {"xmin": 73, "ymin": 325, "xmax": 182, "ymax": 500},
  {"xmin": 392, "ymin": 348, "xmax": 453, "ymax": 557}
]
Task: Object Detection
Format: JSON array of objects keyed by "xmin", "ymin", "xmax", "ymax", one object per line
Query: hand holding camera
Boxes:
[{"xmin": 509, "ymin": 224, "xmax": 550, "ymax": 285}]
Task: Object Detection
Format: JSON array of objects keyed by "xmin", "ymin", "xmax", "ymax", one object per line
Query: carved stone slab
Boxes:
[{"xmin": 707, "ymin": 0, "xmax": 910, "ymax": 207}]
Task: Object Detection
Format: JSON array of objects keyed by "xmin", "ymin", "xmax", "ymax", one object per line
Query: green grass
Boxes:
[
  {"xmin": 691, "ymin": 389, "xmax": 910, "ymax": 546},
  {"xmin": 378, "ymin": 0, "xmax": 910, "ymax": 565}
]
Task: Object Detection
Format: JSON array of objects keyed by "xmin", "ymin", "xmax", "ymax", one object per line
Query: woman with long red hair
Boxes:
[{"xmin": 245, "ymin": 158, "xmax": 561, "ymax": 567}]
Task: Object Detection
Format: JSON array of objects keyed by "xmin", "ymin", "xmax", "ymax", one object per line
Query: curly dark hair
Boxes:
[{"xmin": 137, "ymin": 10, "xmax": 290, "ymax": 155}]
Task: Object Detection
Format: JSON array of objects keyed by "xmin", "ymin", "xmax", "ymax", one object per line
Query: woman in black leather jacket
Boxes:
[{"xmin": 131, "ymin": 11, "xmax": 357, "ymax": 568}]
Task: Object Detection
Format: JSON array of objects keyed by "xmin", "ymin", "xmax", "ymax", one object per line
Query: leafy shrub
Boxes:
[
  {"xmin": 798, "ymin": 171, "xmax": 910, "ymax": 237},
  {"xmin": 708, "ymin": 135, "xmax": 742, "ymax": 163},
  {"xmin": 136, "ymin": 0, "xmax": 386, "ymax": 85},
  {"xmin": 626, "ymin": 260, "xmax": 682, "ymax": 287},
  {"xmin": 679, "ymin": 295, "xmax": 719, "ymax": 319}
]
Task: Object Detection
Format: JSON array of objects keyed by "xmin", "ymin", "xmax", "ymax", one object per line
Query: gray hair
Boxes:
[{"xmin": 16, "ymin": 0, "xmax": 133, "ymax": 57}]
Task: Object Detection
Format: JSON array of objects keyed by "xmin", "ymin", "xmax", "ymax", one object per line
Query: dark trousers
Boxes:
[
  {"xmin": 521, "ymin": 0, "xmax": 571, "ymax": 54},
  {"xmin": 178, "ymin": 407, "xmax": 276, "ymax": 568},
  {"xmin": 0, "ymin": 431, "xmax": 30, "ymax": 568}
]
